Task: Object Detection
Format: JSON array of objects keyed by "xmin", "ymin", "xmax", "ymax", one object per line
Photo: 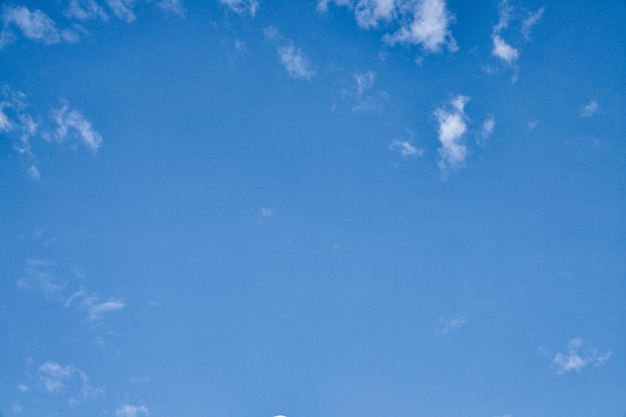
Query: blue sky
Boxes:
[{"xmin": 1, "ymin": 0, "xmax": 625, "ymax": 417}]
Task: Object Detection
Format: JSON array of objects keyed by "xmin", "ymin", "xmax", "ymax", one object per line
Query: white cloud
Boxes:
[
  {"xmin": 115, "ymin": 404, "xmax": 150, "ymax": 417},
  {"xmin": 389, "ymin": 139, "xmax": 423, "ymax": 157},
  {"xmin": 492, "ymin": 35, "xmax": 518, "ymax": 64},
  {"xmin": 39, "ymin": 361, "xmax": 74, "ymax": 392},
  {"xmin": 437, "ymin": 313, "xmax": 468, "ymax": 335},
  {"xmin": 319, "ymin": 0, "xmax": 456, "ymax": 53},
  {"xmin": 27, "ymin": 164, "xmax": 40, "ymax": 180},
  {"xmin": 383, "ymin": 0, "xmax": 457, "ymax": 52},
  {"xmin": 1, "ymin": 6, "xmax": 60, "ymax": 46},
  {"xmin": 106, "ymin": 0, "xmax": 137, "ymax": 23},
  {"xmin": 477, "ymin": 114, "xmax": 495, "ymax": 145},
  {"xmin": 527, "ymin": 120, "xmax": 538, "ymax": 130},
  {"xmin": 549, "ymin": 338, "xmax": 612, "ymax": 375},
  {"xmin": 157, "ymin": 0, "xmax": 186, "ymax": 17},
  {"xmin": 491, "ymin": 1, "xmax": 518, "ymax": 65},
  {"xmin": 17, "ymin": 384, "xmax": 29, "ymax": 393},
  {"xmin": 277, "ymin": 45, "xmax": 315, "ymax": 80},
  {"xmin": 65, "ymin": 0, "xmax": 108, "ymax": 21},
  {"xmin": 50, "ymin": 102, "xmax": 103, "ymax": 152},
  {"xmin": 344, "ymin": 71, "xmax": 389, "ymax": 112},
  {"xmin": 521, "ymin": 7, "xmax": 544, "ymax": 40},
  {"xmin": 580, "ymin": 100, "xmax": 599, "ymax": 117},
  {"xmin": 84, "ymin": 298, "xmax": 126, "ymax": 321},
  {"xmin": 434, "ymin": 95, "xmax": 470, "ymax": 172},
  {"xmin": 219, "ymin": 0, "xmax": 259, "ymax": 16}
]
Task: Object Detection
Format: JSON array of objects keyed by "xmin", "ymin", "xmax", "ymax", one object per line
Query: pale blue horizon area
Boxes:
[{"xmin": 1, "ymin": 1, "xmax": 625, "ymax": 417}]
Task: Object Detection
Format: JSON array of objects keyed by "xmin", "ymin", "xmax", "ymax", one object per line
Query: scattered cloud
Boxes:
[
  {"xmin": 0, "ymin": 5, "xmax": 80, "ymax": 48},
  {"xmin": 278, "ymin": 45, "xmax": 316, "ymax": 80},
  {"xmin": 437, "ymin": 313, "xmax": 469, "ymax": 335},
  {"xmin": 65, "ymin": 0, "xmax": 108, "ymax": 21},
  {"xmin": 265, "ymin": 27, "xmax": 315, "ymax": 80},
  {"xmin": 527, "ymin": 120, "xmax": 538, "ymax": 130},
  {"xmin": 477, "ymin": 114, "xmax": 495, "ymax": 145},
  {"xmin": 389, "ymin": 139, "xmax": 423, "ymax": 157},
  {"xmin": 157, "ymin": 0, "xmax": 186, "ymax": 17},
  {"xmin": 105, "ymin": 0, "xmax": 137, "ymax": 23},
  {"xmin": 17, "ymin": 384, "xmax": 29, "ymax": 393},
  {"xmin": 434, "ymin": 95, "xmax": 470, "ymax": 172},
  {"xmin": 219, "ymin": 0, "xmax": 259, "ymax": 16},
  {"xmin": 115, "ymin": 404, "xmax": 150, "ymax": 417},
  {"xmin": 343, "ymin": 71, "xmax": 389, "ymax": 112},
  {"xmin": 27, "ymin": 164, "xmax": 40, "ymax": 180},
  {"xmin": 18, "ymin": 259, "xmax": 125, "ymax": 322},
  {"xmin": 491, "ymin": 1, "xmax": 518, "ymax": 65},
  {"xmin": 17, "ymin": 259, "xmax": 66, "ymax": 300},
  {"xmin": 492, "ymin": 34, "xmax": 518, "ymax": 64},
  {"xmin": 83, "ymin": 297, "xmax": 126, "ymax": 322},
  {"xmin": 383, "ymin": 0, "xmax": 458, "ymax": 52},
  {"xmin": 319, "ymin": 0, "xmax": 457, "ymax": 53},
  {"xmin": 50, "ymin": 101, "xmax": 103, "ymax": 152},
  {"xmin": 258, "ymin": 207, "xmax": 273, "ymax": 224},
  {"xmin": 545, "ymin": 338, "xmax": 612, "ymax": 374},
  {"xmin": 39, "ymin": 361, "xmax": 74, "ymax": 393},
  {"xmin": 521, "ymin": 7, "xmax": 544, "ymax": 40},
  {"xmin": 38, "ymin": 361, "xmax": 104, "ymax": 402},
  {"xmin": 580, "ymin": 100, "xmax": 599, "ymax": 117}
]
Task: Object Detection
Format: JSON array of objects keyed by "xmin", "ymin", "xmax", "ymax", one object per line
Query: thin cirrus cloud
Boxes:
[
  {"xmin": 115, "ymin": 404, "xmax": 150, "ymax": 417},
  {"xmin": 344, "ymin": 71, "xmax": 390, "ymax": 112},
  {"xmin": 50, "ymin": 101, "xmax": 103, "ymax": 152},
  {"xmin": 265, "ymin": 26, "xmax": 316, "ymax": 80},
  {"xmin": 521, "ymin": 6, "xmax": 544, "ymax": 40},
  {"xmin": 545, "ymin": 338, "xmax": 612, "ymax": 375},
  {"xmin": 318, "ymin": 0, "xmax": 457, "ymax": 53},
  {"xmin": 580, "ymin": 100, "xmax": 599, "ymax": 117},
  {"xmin": 38, "ymin": 361, "xmax": 103, "ymax": 401},
  {"xmin": 219, "ymin": 0, "xmax": 259, "ymax": 16},
  {"xmin": 0, "ymin": 4, "xmax": 81, "ymax": 49},
  {"xmin": 477, "ymin": 114, "xmax": 495, "ymax": 145},
  {"xmin": 437, "ymin": 313, "xmax": 469, "ymax": 335},
  {"xmin": 434, "ymin": 95, "xmax": 471, "ymax": 172},
  {"xmin": 64, "ymin": 0, "xmax": 109, "ymax": 21},
  {"xmin": 18, "ymin": 259, "xmax": 125, "ymax": 323},
  {"xmin": 389, "ymin": 139, "xmax": 423, "ymax": 157}
]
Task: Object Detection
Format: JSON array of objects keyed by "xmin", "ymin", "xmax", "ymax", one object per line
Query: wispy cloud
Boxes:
[
  {"xmin": 343, "ymin": 71, "xmax": 389, "ymax": 112},
  {"xmin": 544, "ymin": 338, "xmax": 612, "ymax": 375},
  {"xmin": 38, "ymin": 361, "xmax": 103, "ymax": 401},
  {"xmin": 18, "ymin": 259, "xmax": 125, "ymax": 322},
  {"xmin": 115, "ymin": 404, "xmax": 150, "ymax": 417},
  {"xmin": 219, "ymin": 0, "xmax": 259, "ymax": 16},
  {"xmin": 434, "ymin": 95, "xmax": 470, "ymax": 172},
  {"xmin": 437, "ymin": 313, "xmax": 469, "ymax": 335},
  {"xmin": 580, "ymin": 100, "xmax": 599, "ymax": 117},
  {"xmin": 521, "ymin": 7, "xmax": 544, "ymax": 40},
  {"xmin": 265, "ymin": 27, "xmax": 315, "ymax": 80},
  {"xmin": 491, "ymin": 1, "xmax": 518, "ymax": 65},
  {"xmin": 389, "ymin": 139, "xmax": 423, "ymax": 157},
  {"xmin": 157, "ymin": 0, "xmax": 186, "ymax": 17},
  {"xmin": 477, "ymin": 114, "xmax": 495, "ymax": 145},
  {"xmin": 319, "ymin": 0, "xmax": 457, "ymax": 53},
  {"xmin": 65, "ymin": 0, "xmax": 108, "ymax": 21},
  {"xmin": 84, "ymin": 298, "xmax": 126, "ymax": 322},
  {"xmin": 278, "ymin": 45, "xmax": 316, "ymax": 80},
  {"xmin": 383, "ymin": 0, "xmax": 457, "ymax": 52},
  {"xmin": 0, "ymin": 5, "xmax": 80, "ymax": 48},
  {"xmin": 50, "ymin": 101, "xmax": 103, "ymax": 152},
  {"xmin": 105, "ymin": 0, "xmax": 137, "ymax": 23}
]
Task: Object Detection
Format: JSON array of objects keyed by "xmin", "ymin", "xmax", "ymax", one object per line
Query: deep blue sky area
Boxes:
[{"xmin": 1, "ymin": 1, "xmax": 625, "ymax": 417}]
